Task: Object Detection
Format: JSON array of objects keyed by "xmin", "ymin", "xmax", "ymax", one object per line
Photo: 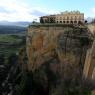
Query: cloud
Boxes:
[
  {"xmin": 0, "ymin": 7, "xmax": 11, "ymax": 13},
  {"xmin": 31, "ymin": 10, "xmax": 48, "ymax": 17},
  {"xmin": 0, "ymin": 0, "xmax": 35, "ymax": 21},
  {"xmin": 0, "ymin": 0, "xmax": 57, "ymax": 21},
  {"xmin": 91, "ymin": 8, "xmax": 95, "ymax": 13},
  {"xmin": 90, "ymin": 8, "xmax": 95, "ymax": 17},
  {"xmin": 0, "ymin": 0, "xmax": 42, "ymax": 21}
]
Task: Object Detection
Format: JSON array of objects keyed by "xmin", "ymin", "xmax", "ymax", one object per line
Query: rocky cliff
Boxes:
[
  {"xmin": 87, "ymin": 24, "xmax": 95, "ymax": 35},
  {"xmin": 83, "ymin": 39, "xmax": 95, "ymax": 81},
  {"xmin": 26, "ymin": 24, "xmax": 92, "ymax": 72}
]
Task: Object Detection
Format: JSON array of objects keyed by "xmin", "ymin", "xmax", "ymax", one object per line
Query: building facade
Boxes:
[
  {"xmin": 40, "ymin": 15, "xmax": 55, "ymax": 23},
  {"xmin": 40, "ymin": 11, "xmax": 84, "ymax": 24}
]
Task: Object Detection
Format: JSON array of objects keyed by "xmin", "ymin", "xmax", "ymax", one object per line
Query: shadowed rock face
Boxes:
[
  {"xmin": 83, "ymin": 40, "xmax": 95, "ymax": 81},
  {"xmin": 27, "ymin": 24, "xmax": 92, "ymax": 72}
]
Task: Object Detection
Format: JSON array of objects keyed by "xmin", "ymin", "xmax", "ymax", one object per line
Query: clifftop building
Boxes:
[{"xmin": 40, "ymin": 11, "xmax": 84, "ymax": 24}]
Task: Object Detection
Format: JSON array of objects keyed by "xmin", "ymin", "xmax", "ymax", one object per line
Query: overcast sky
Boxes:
[{"xmin": 0, "ymin": 0, "xmax": 95, "ymax": 22}]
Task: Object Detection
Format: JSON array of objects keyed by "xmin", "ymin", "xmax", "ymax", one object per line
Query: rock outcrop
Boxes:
[
  {"xmin": 87, "ymin": 24, "xmax": 95, "ymax": 35},
  {"xmin": 83, "ymin": 39, "xmax": 95, "ymax": 81},
  {"xmin": 27, "ymin": 24, "xmax": 92, "ymax": 72}
]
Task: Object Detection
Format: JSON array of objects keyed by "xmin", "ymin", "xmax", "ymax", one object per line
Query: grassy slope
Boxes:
[
  {"xmin": 0, "ymin": 35, "xmax": 22, "ymax": 43},
  {"xmin": 0, "ymin": 34, "xmax": 26, "ymax": 57}
]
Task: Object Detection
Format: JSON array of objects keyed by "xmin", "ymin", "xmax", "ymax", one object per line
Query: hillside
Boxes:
[
  {"xmin": 0, "ymin": 25, "xmax": 27, "ymax": 34},
  {"xmin": 0, "ymin": 21, "xmax": 31, "ymax": 27}
]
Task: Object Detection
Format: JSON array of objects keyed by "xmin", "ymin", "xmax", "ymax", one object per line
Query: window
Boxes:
[
  {"xmin": 70, "ymin": 21, "xmax": 73, "ymax": 24},
  {"xmin": 67, "ymin": 21, "xmax": 69, "ymax": 23},
  {"xmin": 74, "ymin": 21, "xmax": 77, "ymax": 23},
  {"xmin": 60, "ymin": 21, "xmax": 62, "ymax": 23},
  {"xmin": 78, "ymin": 21, "xmax": 82, "ymax": 24},
  {"xmin": 63, "ymin": 17, "xmax": 65, "ymax": 20},
  {"xmin": 60, "ymin": 17, "xmax": 62, "ymax": 20},
  {"xmin": 63, "ymin": 21, "xmax": 65, "ymax": 23}
]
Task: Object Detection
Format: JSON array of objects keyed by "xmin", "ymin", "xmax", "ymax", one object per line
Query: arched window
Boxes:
[
  {"xmin": 70, "ymin": 21, "xmax": 73, "ymax": 24},
  {"xmin": 60, "ymin": 21, "xmax": 62, "ymax": 23},
  {"xmin": 74, "ymin": 21, "xmax": 77, "ymax": 23},
  {"xmin": 67, "ymin": 21, "xmax": 69, "ymax": 23},
  {"xmin": 63, "ymin": 17, "xmax": 65, "ymax": 20},
  {"xmin": 63, "ymin": 21, "xmax": 65, "ymax": 23},
  {"xmin": 78, "ymin": 21, "xmax": 82, "ymax": 24}
]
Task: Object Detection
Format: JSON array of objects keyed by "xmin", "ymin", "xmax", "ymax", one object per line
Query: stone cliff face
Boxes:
[
  {"xmin": 83, "ymin": 39, "xmax": 95, "ymax": 81},
  {"xmin": 26, "ymin": 24, "xmax": 92, "ymax": 72},
  {"xmin": 87, "ymin": 24, "xmax": 95, "ymax": 35}
]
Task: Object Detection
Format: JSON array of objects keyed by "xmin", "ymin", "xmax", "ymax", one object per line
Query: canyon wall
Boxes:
[
  {"xmin": 87, "ymin": 24, "xmax": 95, "ymax": 35},
  {"xmin": 83, "ymin": 39, "xmax": 95, "ymax": 81},
  {"xmin": 27, "ymin": 24, "xmax": 92, "ymax": 72}
]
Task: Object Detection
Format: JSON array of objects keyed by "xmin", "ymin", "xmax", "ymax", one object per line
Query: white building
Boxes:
[
  {"xmin": 55, "ymin": 11, "xmax": 84, "ymax": 24},
  {"xmin": 40, "ymin": 11, "xmax": 84, "ymax": 24}
]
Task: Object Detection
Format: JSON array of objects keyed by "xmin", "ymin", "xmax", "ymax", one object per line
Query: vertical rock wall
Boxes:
[
  {"xmin": 83, "ymin": 40, "xmax": 95, "ymax": 81},
  {"xmin": 27, "ymin": 24, "xmax": 92, "ymax": 72},
  {"xmin": 87, "ymin": 24, "xmax": 95, "ymax": 35}
]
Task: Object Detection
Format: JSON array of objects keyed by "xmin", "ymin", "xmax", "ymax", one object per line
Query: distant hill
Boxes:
[
  {"xmin": 0, "ymin": 21, "xmax": 31, "ymax": 27},
  {"xmin": 0, "ymin": 25, "xmax": 27, "ymax": 34}
]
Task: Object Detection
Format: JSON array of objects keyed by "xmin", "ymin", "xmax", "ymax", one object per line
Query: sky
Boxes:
[{"xmin": 0, "ymin": 0, "xmax": 95, "ymax": 22}]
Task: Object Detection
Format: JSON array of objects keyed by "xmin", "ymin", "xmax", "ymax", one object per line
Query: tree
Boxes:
[
  {"xmin": 85, "ymin": 20, "xmax": 88, "ymax": 24},
  {"xmin": 40, "ymin": 17, "xmax": 44, "ymax": 23},
  {"xmin": 0, "ymin": 54, "xmax": 5, "ymax": 65}
]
